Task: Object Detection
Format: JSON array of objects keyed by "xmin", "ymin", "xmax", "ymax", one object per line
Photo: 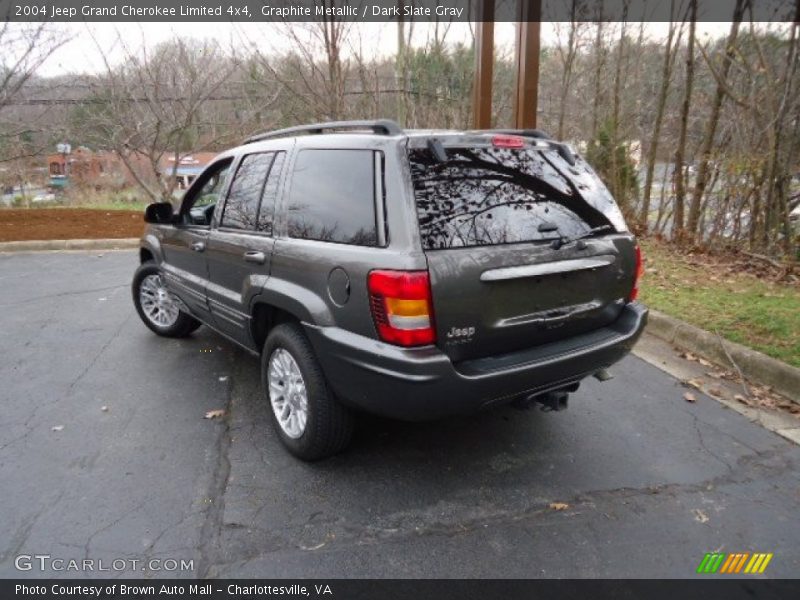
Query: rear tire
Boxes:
[
  {"xmin": 262, "ymin": 322, "xmax": 354, "ymax": 461},
  {"xmin": 132, "ymin": 262, "xmax": 201, "ymax": 338}
]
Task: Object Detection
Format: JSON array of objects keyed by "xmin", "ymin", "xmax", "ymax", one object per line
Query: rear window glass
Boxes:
[
  {"xmin": 409, "ymin": 147, "xmax": 608, "ymax": 250},
  {"xmin": 287, "ymin": 149, "xmax": 378, "ymax": 246}
]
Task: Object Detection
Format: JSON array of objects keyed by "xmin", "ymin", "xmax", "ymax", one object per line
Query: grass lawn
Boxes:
[
  {"xmin": 639, "ymin": 239, "xmax": 800, "ymax": 368},
  {"xmin": 69, "ymin": 201, "xmax": 150, "ymax": 212}
]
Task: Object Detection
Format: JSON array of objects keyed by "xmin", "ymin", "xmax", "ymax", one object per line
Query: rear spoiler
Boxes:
[
  {"xmin": 474, "ymin": 129, "xmax": 578, "ymax": 166},
  {"xmin": 418, "ymin": 129, "xmax": 578, "ymax": 166}
]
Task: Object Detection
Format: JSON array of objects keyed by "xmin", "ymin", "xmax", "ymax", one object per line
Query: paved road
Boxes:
[{"xmin": 1, "ymin": 251, "xmax": 798, "ymax": 578}]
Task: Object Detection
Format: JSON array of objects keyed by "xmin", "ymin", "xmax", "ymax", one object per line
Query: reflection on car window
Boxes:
[
  {"xmin": 257, "ymin": 152, "xmax": 285, "ymax": 235},
  {"xmin": 182, "ymin": 159, "xmax": 233, "ymax": 227},
  {"xmin": 194, "ymin": 163, "xmax": 231, "ymax": 208},
  {"xmin": 287, "ymin": 150, "xmax": 377, "ymax": 246},
  {"xmin": 221, "ymin": 153, "xmax": 275, "ymax": 231},
  {"xmin": 408, "ymin": 147, "xmax": 610, "ymax": 249},
  {"xmin": 194, "ymin": 164, "xmax": 230, "ymax": 206}
]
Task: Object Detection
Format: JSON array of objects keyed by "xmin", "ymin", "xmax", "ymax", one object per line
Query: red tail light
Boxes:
[
  {"xmin": 628, "ymin": 244, "xmax": 644, "ymax": 302},
  {"xmin": 368, "ymin": 270, "xmax": 436, "ymax": 347},
  {"xmin": 492, "ymin": 135, "xmax": 525, "ymax": 148}
]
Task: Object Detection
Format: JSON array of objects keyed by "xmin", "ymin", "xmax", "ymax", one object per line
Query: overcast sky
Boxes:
[{"xmin": 37, "ymin": 21, "xmax": 735, "ymax": 77}]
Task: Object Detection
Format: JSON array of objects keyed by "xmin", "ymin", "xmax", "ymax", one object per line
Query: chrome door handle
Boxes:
[
  {"xmin": 243, "ymin": 251, "xmax": 266, "ymax": 264},
  {"xmin": 191, "ymin": 241, "xmax": 206, "ymax": 252}
]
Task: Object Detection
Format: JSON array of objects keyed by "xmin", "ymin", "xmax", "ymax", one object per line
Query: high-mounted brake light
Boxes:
[
  {"xmin": 368, "ymin": 270, "xmax": 436, "ymax": 347},
  {"xmin": 628, "ymin": 244, "xmax": 644, "ymax": 302},
  {"xmin": 492, "ymin": 135, "xmax": 525, "ymax": 148}
]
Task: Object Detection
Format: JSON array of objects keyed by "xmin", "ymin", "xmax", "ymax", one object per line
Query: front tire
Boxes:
[
  {"xmin": 262, "ymin": 323, "xmax": 354, "ymax": 461},
  {"xmin": 132, "ymin": 262, "xmax": 201, "ymax": 338}
]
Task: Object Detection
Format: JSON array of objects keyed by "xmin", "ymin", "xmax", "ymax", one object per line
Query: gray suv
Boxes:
[{"xmin": 132, "ymin": 120, "xmax": 647, "ymax": 460}]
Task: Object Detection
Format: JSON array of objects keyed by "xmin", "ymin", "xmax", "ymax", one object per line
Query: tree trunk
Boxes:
[
  {"xmin": 686, "ymin": 0, "xmax": 745, "ymax": 239},
  {"xmin": 673, "ymin": 0, "xmax": 697, "ymax": 240},
  {"xmin": 557, "ymin": 2, "xmax": 580, "ymax": 140},
  {"xmin": 610, "ymin": 12, "xmax": 627, "ymax": 211},
  {"xmin": 396, "ymin": 3, "xmax": 406, "ymax": 127},
  {"xmin": 639, "ymin": 6, "xmax": 680, "ymax": 232},
  {"xmin": 590, "ymin": 3, "xmax": 604, "ymax": 139}
]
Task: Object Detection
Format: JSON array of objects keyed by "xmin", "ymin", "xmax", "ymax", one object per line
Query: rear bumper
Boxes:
[{"xmin": 304, "ymin": 302, "xmax": 648, "ymax": 421}]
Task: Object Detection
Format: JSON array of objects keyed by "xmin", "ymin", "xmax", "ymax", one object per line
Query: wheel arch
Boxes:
[
  {"xmin": 250, "ymin": 301, "xmax": 302, "ymax": 352},
  {"xmin": 139, "ymin": 232, "xmax": 164, "ymax": 264}
]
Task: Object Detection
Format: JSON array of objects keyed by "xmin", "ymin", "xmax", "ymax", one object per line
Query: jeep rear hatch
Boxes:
[{"xmin": 407, "ymin": 133, "xmax": 638, "ymax": 363}]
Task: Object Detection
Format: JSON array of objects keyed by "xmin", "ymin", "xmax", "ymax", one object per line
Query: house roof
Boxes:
[{"xmin": 160, "ymin": 152, "xmax": 217, "ymax": 169}]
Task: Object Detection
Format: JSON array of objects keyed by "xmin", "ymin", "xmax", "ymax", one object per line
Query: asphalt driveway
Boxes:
[{"xmin": 1, "ymin": 250, "xmax": 798, "ymax": 578}]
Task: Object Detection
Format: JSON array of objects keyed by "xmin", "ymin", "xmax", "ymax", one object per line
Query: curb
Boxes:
[
  {"xmin": 0, "ymin": 238, "xmax": 139, "ymax": 252},
  {"xmin": 646, "ymin": 309, "xmax": 800, "ymax": 404}
]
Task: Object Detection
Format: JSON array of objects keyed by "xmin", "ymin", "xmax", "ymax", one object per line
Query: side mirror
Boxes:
[{"xmin": 144, "ymin": 202, "xmax": 175, "ymax": 224}]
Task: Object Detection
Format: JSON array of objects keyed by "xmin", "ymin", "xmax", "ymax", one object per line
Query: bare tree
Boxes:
[
  {"xmin": 672, "ymin": 0, "xmax": 697, "ymax": 238},
  {"xmin": 0, "ymin": 22, "xmax": 68, "ymax": 163},
  {"xmin": 686, "ymin": 0, "xmax": 747, "ymax": 239},
  {"xmin": 590, "ymin": 2, "xmax": 605, "ymax": 139},
  {"xmin": 83, "ymin": 31, "xmax": 244, "ymax": 202},
  {"xmin": 250, "ymin": 8, "xmax": 354, "ymax": 123},
  {"xmin": 638, "ymin": 2, "xmax": 684, "ymax": 231},
  {"xmin": 554, "ymin": 2, "xmax": 588, "ymax": 140},
  {"xmin": 609, "ymin": 4, "xmax": 635, "ymax": 214}
]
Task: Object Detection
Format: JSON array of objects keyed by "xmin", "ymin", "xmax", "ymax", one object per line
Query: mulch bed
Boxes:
[{"xmin": 0, "ymin": 209, "xmax": 144, "ymax": 242}]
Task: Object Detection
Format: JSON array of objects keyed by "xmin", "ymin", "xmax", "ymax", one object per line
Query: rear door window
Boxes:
[
  {"xmin": 257, "ymin": 152, "xmax": 285, "ymax": 236},
  {"xmin": 408, "ymin": 146, "xmax": 610, "ymax": 249},
  {"xmin": 221, "ymin": 152, "xmax": 275, "ymax": 231},
  {"xmin": 287, "ymin": 149, "xmax": 378, "ymax": 246}
]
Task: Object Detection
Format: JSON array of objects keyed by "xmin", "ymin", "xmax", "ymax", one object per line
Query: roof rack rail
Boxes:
[{"xmin": 244, "ymin": 119, "xmax": 403, "ymax": 144}]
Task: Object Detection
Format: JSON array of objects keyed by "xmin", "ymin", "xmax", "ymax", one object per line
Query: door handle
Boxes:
[
  {"xmin": 243, "ymin": 250, "xmax": 266, "ymax": 265},
  {"xmin": 191, "ymin": 241, "xmax": 206, "ymax": 252}
]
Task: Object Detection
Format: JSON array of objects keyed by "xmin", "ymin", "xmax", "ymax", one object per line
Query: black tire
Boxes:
[
  {"xmin": 132, "ymin": 262, "xmax": 202, "ymax": 338},
  {"xmin": 262, "ymin": 322, "xmax": 354, "ymax": 461}
]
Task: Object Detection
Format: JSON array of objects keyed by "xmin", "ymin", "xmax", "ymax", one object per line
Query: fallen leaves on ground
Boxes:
[
  {"xmin": 204, "ymin": 409, "xmax": 226, "ymax": 420},
  {"xmin": 692, "ymin": 509, "xmax": 710, "ymax": 523},
  {"xmin": 300, "ymin": 542, "xmax": 327, "ymax": 551},
  {"xmin": 678, "ymin": 364, "xmax": 799, "ymax": 417},
  {"xmin": 683, "ymin": 378, "xmax": 704, "ymax": 390},
  {"xmin": 679, "ymin": 350, "xmax": 712, "ymax": 367},
  {"xmin": 705, "ymin": 370, "xmax": 727, "ymax": 379},
  {"xmin": 549, "ymin": 502, "xmax": 570, "ymax": 511}
]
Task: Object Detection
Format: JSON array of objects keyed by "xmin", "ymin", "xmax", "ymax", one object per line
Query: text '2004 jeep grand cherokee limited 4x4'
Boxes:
[{"xmin": 132, "ymin": 120, "xmax": 647, "ymax": 460}]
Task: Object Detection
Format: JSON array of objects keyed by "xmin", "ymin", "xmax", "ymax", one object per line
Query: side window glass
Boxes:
[
  {"xmin": 181, "ymin": 158, "xmax": 232, "ymax": 227},
  {"xmin": 257, "ymin": 152, "xmax": 285, "ymax": 235},
  {"xmin": 221, "ymin": 153, "xmax": 274, "ymax": 231},
  {"xmin": 287, "ymin": 149, "xmax": 377, "ymax": 246},
  {"xmin": 192, "ymin": 164, "xmax": 230, "ymax": 208}
]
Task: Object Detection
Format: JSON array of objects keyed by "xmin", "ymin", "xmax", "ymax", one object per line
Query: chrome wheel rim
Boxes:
[
  {"xmin": 267, "ymin": 348, "xmax": 308, "ymax": 439},
  {"xmin": 139, "ymin": 273, "xmax": 180, "ymax": 328}
]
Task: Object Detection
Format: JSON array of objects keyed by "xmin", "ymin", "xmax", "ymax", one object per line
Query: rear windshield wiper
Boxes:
[{"xmin": 549, "ymin": 225, "xmax": 613, "ymax": 250}]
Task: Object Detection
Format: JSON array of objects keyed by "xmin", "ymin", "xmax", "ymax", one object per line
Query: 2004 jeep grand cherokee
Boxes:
[{"xmin": 131, "ymin": 120, "xmax": 647, "ymax": 460}]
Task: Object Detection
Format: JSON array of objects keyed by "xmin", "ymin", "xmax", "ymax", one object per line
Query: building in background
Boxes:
[
  {"xmin": 158, "ymin": 152, "xmax": 216, "ymax": 191},
  {"xmin": 45, "ymin": 148, "xmax": 216, "ymax": 193}
]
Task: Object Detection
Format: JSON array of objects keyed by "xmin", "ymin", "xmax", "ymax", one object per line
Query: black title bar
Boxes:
[
  {"xmin": 0, "ymin": 0, "xmax": 797, "ymax": 22},
  {"xmin": 5, "ymin": 580, "xmax": 800, "ymax": 600}
]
